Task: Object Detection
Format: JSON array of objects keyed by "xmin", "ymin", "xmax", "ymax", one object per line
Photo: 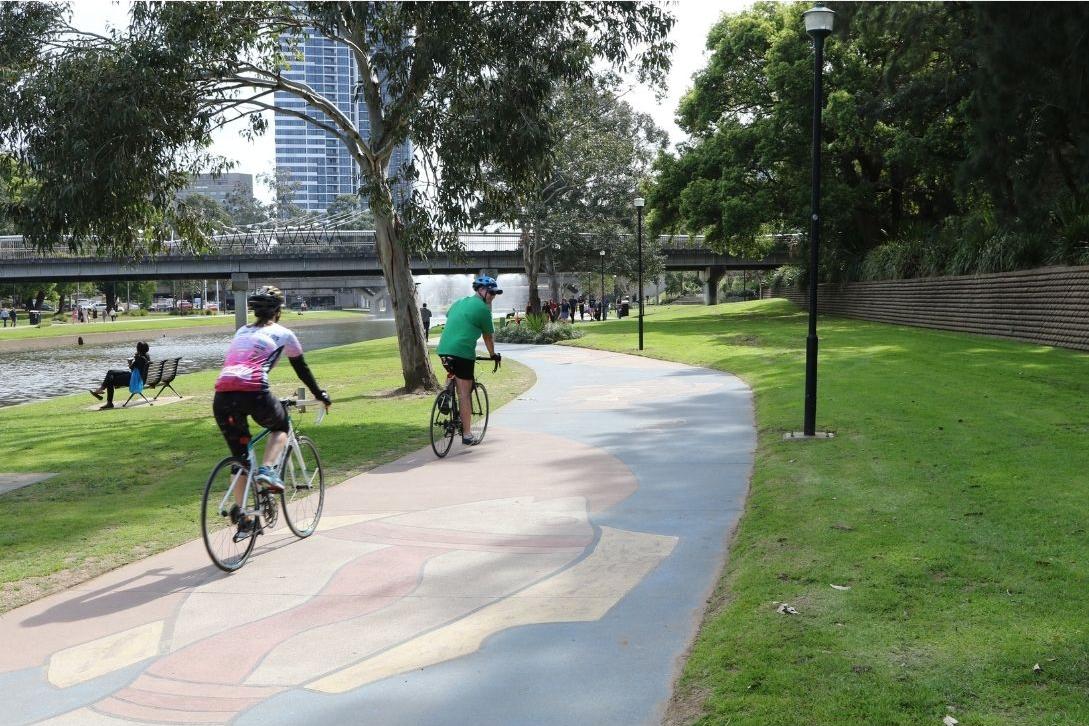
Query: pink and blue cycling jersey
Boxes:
[{"xmin": 214, "ymin": 323, "xmax": 303, "ymax": 393}]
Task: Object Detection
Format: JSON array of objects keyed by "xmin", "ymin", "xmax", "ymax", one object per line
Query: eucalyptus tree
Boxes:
[
  {"xmin": 4, "ymin": 1, "xmax": 673, "ymax": 391},
  {"xmin": 493, "ymin": 78, "xmax": 667, "ymax": 312}
]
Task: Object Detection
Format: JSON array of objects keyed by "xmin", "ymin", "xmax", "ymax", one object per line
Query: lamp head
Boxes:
[
  {"xmin": 599, "ymin": 250, "xmax": 606, "ymax": 256},
  {"xmin": 634, "ymin": 197, "xmax": 645, "ymax": 208},
  {"xmin": 803, "ymin": 5, "xmax": 834, "ymax": 38}
]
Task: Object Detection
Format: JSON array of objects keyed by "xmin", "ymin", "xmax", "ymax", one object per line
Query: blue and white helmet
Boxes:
[{"xmin": 472, "ymin": 275, "xmax": 503, "ymax": 294}]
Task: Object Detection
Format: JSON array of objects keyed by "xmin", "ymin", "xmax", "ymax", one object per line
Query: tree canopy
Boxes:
[
  {"xmin": 2, "ymin": 1, "xmax": 674, "ymax": 390},
  {"xmin": 491, "ymin": 77, "xmax": 667, "ymax": 309},
  {"xmin": 651, "ymin": 1, "xmax": 1089, "ymax": 282}
]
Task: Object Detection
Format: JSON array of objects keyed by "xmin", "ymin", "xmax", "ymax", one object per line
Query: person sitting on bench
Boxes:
[{"xmin": 90, "ymin": 341, "xmax": 151, "ymax": 409}]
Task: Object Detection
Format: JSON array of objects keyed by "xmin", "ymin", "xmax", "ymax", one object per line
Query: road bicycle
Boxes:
[
  {"xmin": 201, "ymin": 397, "xmax": 326, "ymax": 572},
  {"xmin": 430, "ymin": 355, "xmax": 500, "ymax": 458}
]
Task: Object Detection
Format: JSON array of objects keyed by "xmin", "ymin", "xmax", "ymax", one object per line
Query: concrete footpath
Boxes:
[{"xmin": 0, "ymin": 344, "xmax": 755, "ymax": 726}]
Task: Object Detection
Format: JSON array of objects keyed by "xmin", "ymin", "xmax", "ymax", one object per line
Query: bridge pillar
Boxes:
[
  {"xmin": 231, "ymin": 272, "xmax": 249, "ymax": 329},
  {"xmin": 700, "ymin": 266, "xmax": 726, "ymax": 305}
]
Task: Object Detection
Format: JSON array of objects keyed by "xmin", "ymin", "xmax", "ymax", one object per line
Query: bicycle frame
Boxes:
[{"xmin": 215, "ymin": 405, "xmax": 323, "ymax": 517}]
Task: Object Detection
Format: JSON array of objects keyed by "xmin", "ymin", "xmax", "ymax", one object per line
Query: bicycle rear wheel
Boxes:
[
  {"xmin": 430, "ymin": 388, "xmax": 456, "ymax": 457},
  {"xmin": 470, "ymin": 382, "xmax": 490, "ymax": 444},
  {"xmin": 281, "ymin": 435, "xmax": 325, "ymax": 537},
  {"xmin": 201, "ymin": 457, "xmax": 258, "ymax": 572}
]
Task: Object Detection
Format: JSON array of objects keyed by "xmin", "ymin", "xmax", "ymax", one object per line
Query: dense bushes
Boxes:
[{"xmin": 493, "ymin": 317, "xmax": 584, "ymax": 345}]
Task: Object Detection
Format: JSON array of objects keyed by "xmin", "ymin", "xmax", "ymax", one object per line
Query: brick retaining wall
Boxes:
[{"xmin": 764, "ymin": 266, "xmax": 1089, "ymax": 352}]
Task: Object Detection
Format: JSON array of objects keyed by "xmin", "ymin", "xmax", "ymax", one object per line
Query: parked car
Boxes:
[{"xmin": 205, "ymin": 302, "xmax": 219, "ymax": 313}]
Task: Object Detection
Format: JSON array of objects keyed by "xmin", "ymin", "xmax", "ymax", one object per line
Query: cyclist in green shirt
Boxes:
[{"xmin": 437, "ymin": 275, "xmax": 503, "ymax": 446}]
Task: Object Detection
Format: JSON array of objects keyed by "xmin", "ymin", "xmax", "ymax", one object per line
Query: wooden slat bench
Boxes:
[{"xmin": 123, "ymin": 357, "xmax": 183, "ymax": 407}]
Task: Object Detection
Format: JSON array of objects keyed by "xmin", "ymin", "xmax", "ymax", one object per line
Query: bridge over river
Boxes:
[{"xmin": 0, "ymin": 230, "xmax": 794, "ymax": 323}]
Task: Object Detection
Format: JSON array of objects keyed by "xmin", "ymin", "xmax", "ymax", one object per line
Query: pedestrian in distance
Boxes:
[
  {"xmin": 560, "ymin": 300, "xmax": 570, "ymax": 322},
  {"xmin": 9, "ymin": 308, "xmax": 15, "ymax": 327},
  {"xmin": 0, "ymin": 306, "xmax": 8, "ymax": 328},
  {"xmin": 420, "ymin": 302, "xmax": 433, "ymax": 341}
]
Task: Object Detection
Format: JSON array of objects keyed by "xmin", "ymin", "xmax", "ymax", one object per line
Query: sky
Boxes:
[{"xmin": 68, "ymin": 0, "xmax": 753, "ymax": 201}]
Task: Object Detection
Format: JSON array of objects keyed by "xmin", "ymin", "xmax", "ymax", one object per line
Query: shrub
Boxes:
[
  {"xmin": 765, "ymin": 265, "xmax": 802, "ymax": 288},
  {"xmin": 524, "ymin": 312, "xmax": 547, "ymax": 333},
  {"xmin": 493, "ymin": 321, "xmax": 583, "ymax": 345}
]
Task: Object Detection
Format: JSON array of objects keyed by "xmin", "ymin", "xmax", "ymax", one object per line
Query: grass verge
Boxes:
[
  {"xmin": 567, "ymin": 299, "xmax": 1089, "ymax": 726},
  {"xmin": 0, "ymin": 337, "xmax": 533, "ymax": 612}
]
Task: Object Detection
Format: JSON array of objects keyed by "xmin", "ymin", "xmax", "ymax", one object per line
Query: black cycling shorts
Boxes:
[
  {"xmin": 440, "ymin": 355, "xmax": 475, "ymax": 381},
  {"xmin": 213, "ymin": 390, "xmax": 289, "ymax": 459}
]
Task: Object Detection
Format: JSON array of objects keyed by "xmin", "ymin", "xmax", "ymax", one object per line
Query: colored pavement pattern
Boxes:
[{"xmin": 0, "ymin": 344, "xmax": 755, "ymax": 725}]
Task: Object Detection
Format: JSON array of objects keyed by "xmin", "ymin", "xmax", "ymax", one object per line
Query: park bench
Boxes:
[{"xmin": 123, "ymin": 357, "xmax": 183, "ymax": 407}]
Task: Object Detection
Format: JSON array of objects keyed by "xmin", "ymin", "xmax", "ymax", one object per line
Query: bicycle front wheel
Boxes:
[
  {"xmin": 281, "ymin": 435, "xmax": 325, "ymax": 538},
  {"xmin": 470, "ymin": 382, "xmax": 490, "ymax": 444},
  {"xmin": 201, "ymin": 457, "xmax": 258, "ymax": 572},
  {"xmin": 430, "ymin": 389, "xmax": 456, "ymax": 458}
]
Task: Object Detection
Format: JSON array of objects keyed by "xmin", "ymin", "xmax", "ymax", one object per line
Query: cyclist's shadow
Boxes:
[{"xmin": 21, "ymin": 566, "xmax": 217, "ymax": 627}]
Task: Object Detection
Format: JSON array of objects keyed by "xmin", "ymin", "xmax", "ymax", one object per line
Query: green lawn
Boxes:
[
  {"xmin": 0, "ymin": 338, "xmax": 533, "ymax": 612},
  {"xmin": 0, "ymin": 309, "xmax": 366, "ymax": 341},
  {"xmin": 568, "ymin": 300, "xmax": 1089, "ymax": 726}
]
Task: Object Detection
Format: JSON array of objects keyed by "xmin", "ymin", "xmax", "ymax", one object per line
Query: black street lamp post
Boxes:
[
  {"xmin": 635, "ymin": 196, "xmax": 645, "ymax": 350},
  {"xmin": 599, "ymin": 249, "xmax": 607, "ymax": 320},
  {"xmin": 802, "ymin": 4, "xmax": 834, "ymax": 438}
]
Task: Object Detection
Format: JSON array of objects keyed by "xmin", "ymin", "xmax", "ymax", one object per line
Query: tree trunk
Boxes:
[
  {"xmin": 103, "ymin": 283, "xmax": 117, "ymax": 313},
  {"xmin": 34, "ymin": 289, "xmax": 46, "ymax": 310},
  {"xmin": 547, "ymin": 253, "xmax": 560, "ymax": 302},
  {"xmin": 521, "ymin": 227, "xmax": 542, "ymax": 314},
  {"xmin": 368, "ymin": 160, "xmax": 437, "ymax": 392}
]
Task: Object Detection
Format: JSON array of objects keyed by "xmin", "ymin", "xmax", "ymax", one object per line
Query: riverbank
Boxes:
[
  {"xmin": 567, "ymin": 300, "xmax": 1089, "ymax": 725},
  {"xmin": 0, "ymin": 310, "xmax": 371, "ymax": 353},
  {"xmin": 0, "ymin": 338, "xmax": 534, "ymax": 613}
]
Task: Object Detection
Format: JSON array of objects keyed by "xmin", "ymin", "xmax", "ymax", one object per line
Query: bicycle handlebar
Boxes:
[
  {"xmin": 280, "ymin": 397, "xmax": 328, "ymax": 424},
  {"xmin": 475, "ymin": 355, "xmax": 502, "ymax": 373}
]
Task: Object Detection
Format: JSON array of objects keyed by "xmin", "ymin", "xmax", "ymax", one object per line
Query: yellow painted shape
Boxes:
[
  {"xmin": 47, "ymin": 621, "xmax": 163, "ymax": 688},
  {"xmin": 306, "ymin": 526, "xmax": 677, "ymax": 694}
]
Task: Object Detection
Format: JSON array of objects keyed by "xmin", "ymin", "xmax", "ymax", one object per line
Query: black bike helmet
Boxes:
[{"xmin": 249, "ymin": 285, "xmax": 285, "ymax": 318}]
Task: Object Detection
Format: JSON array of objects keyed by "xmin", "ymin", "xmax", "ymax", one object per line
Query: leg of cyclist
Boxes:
[
  {"xmin": 456, "ymin": 375, "xmax": 475, "ymax": 443},
  {"xmin": 212, "ymin": 392, "xmax": 257, "ymax": 532},
  {"xmin": 251, "ymin": 392, "xmax": 290, "ymax": 493}
]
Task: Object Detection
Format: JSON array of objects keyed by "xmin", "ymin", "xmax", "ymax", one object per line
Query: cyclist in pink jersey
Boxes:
[{"xmin": 213, "ymin": 286, "xmax": 331, "ymax": 524}]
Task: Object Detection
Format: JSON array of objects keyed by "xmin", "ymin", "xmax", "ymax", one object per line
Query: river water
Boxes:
[{"xmin": 0, "ymin": 318, "xmax": 397, "ymax": 408}]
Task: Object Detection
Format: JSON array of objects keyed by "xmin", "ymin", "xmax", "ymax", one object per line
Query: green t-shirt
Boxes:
[{"xmin": 437, "ymin": 295, "xmax": 494, "ymax": 359}]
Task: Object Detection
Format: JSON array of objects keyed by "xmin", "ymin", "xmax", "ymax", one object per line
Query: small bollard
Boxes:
[{"xmin": 296, "ymin": 387, "xmax": 307, "ymax": 413}]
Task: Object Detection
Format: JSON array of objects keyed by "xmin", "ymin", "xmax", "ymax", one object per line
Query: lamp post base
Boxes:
[{"xmin": 783, "ymin": 431, "xmax": 836, "ymax": 441}]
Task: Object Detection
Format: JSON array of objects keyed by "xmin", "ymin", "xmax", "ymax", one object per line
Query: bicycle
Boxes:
[
  {"xmin": 201, "ymin": 397, "xmax": 327, "ymax": 572},
  {"xmin": 430, "ymin": 355, "xmax": 501, "ymax": 458}
]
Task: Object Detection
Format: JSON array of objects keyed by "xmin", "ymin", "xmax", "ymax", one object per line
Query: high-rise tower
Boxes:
[{"xmin": 273, "ymin": 32, "xmax": 413, "ymax": 215}]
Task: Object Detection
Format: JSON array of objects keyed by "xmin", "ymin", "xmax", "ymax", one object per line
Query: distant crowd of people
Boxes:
[
  {"xmin": 72, "ymin": 306, "xmax": 120, "ymax": 324},
  {"xmin": 510, "ymin": 294, "xmax": 634, "ymax": 323}
]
